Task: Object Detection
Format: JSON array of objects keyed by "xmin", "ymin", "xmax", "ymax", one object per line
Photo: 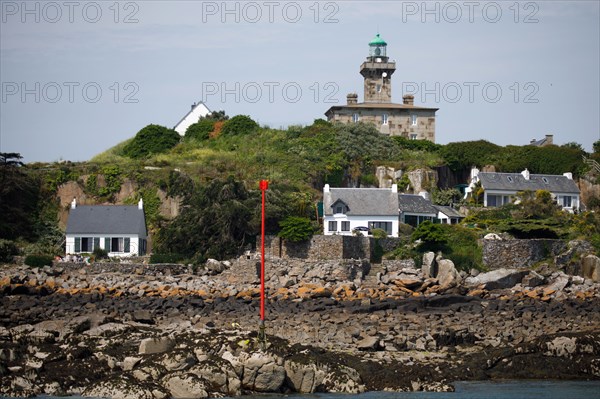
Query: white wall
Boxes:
[
  {"xmin": 66, "ymin": 234, "xmax": 143, "ymax": 257},
  {"xmin": 174, "ymin": 103, "xmax": 210, "ymax": 135},
  {"xmin": 323, "ymin": 214, "xmax": 399, "ymax": 237}
]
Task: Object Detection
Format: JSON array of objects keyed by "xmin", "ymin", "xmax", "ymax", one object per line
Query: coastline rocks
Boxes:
[
  {"xmin": 582, "ymin": 255, "xmax": 600, "ymax": 282},
  {"xmin": 464, "ymin": 269, "xmax": 529, "ymax": 290}
]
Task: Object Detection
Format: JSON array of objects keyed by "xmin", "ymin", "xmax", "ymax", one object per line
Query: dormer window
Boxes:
[{"xmin": 332, "ymin": 200, "xmax": 349, "ymax": 215}]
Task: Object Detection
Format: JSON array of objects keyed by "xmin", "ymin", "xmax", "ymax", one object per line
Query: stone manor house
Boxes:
[{"xmin": 325, "ymin": 34, "xmax": 438, "ymax": 142}]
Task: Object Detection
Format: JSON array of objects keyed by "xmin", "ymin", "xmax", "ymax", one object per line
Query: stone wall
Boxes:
[
  {"xmin": 54, "ymin": 262, "xmax": 192, "ymax": 275},
  {"xmin": 483, "ymin": 239, "xmax": 567, "ymax": 270},
  {"xmin": 265, "ymin": 235, "xmax": 371, "ymax": 260}
]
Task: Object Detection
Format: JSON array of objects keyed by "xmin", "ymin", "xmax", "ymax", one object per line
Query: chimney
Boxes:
[
  {"xmin": 419, "ymin": 191, "xmax": 430, "ymax": 200},
  {"xmin": 191, "ymin": 102, "xmax": 196, "ymax": 110},
  {"xmin": 324, "ymin": 184, "xmax": 330, "ymax": 193},
  {"xmin": 521, "ymin": 168, "xmax": 530, "ymax": 180},
  {"xmin": 403, "ymin": 94, "xmax": 414, "ymax": 105},
  {"xmin": 138, "ymin": 198, "xmax": 144, "ymax": 210},
  {"xmin": 545, "ymin": 134, "xmax": 553, "ymax": 145},
  {"xmin": 530, "ymin": 138, "xmax": 537, "ymax": 144},
  {"xmin": 563, "ymin": 172, "xmax": 573, "ymax": 180},
  {"xmin": 71, "ymin": 198, "xmax": 77, "ymax": 209},
  {"xmin": 391, "ymin": 184, "xmax": 398, "ymax": 193},
  {"xmin": 346, "ymin": 93, "xmax": 358, "ymax": 105}
]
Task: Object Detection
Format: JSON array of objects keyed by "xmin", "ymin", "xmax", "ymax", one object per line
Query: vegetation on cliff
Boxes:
[{"xmin": 2, "ymin": 117, "xmax": 599, "ymax": 264}]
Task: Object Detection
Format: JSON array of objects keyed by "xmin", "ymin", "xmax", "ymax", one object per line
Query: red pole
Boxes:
[{"xmin": 259, "ymin": 180, "xmax": 268, "ymax": 332}]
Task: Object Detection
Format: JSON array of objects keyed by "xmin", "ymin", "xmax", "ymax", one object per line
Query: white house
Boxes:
[
  {"xmin": 323, "ymin": 184, "xmax": 399, "ymax": 237},
  {"xmin": 65, "ymin": 199, "xmax": 148, "ymax": 257},
  {"xmin": 173, "ymin": 101, "xmax": 211, "ymax": 136},
  {"xmin": 466, "ymin": 168, "xmax": 581, "ymax": 212}
]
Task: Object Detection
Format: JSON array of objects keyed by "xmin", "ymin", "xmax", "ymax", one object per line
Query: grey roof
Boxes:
[
  {"xmin": 66, "ymin": 206, "xmax": 147, "ymax": 236},
  {"xmin": 433, "ymin": 205, "xmax": 463, "ymax": 219},
  {"xmin": 398, "ymin": 194, "xmax": 437, "ymax": 215},
  {"xmin": 478, "ymin": 172, "xmax": 579, "ymax": 194},
  {"xmin": 324, "ymin": 188, "xmax": 398, "ymax": 216}
]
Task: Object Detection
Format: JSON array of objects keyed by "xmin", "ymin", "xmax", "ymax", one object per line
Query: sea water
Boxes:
[{"xmin": 3, "ymin": 380, "xmax": 600, "ymax": 399}]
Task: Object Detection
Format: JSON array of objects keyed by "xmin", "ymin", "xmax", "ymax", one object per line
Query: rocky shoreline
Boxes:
[{"xmin": 1, "ymin": 253, "xmax": 600, "ymax": 398}]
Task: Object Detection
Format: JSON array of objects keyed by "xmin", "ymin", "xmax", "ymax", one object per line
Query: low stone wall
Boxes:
[
  {"xmin": 264, "ymin": 235, "xmax": 402, "ymax": 261},
  {"xmin": 483, "ymin": 239, "xmax": 567, "ymax": 270},
  {"xmin": 265, "ymin": 235, "xmax": 372, "ymax": 260}
]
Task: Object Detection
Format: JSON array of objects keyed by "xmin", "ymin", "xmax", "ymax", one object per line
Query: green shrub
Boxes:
[
  {"xmin": 220, "ymin": 115, "xmax": 259, "ymax": 136},
  {"xmin": 0, "ymin": 239, "xmax": 19, "ymax": 263},
  {"xmin": 185, "ymin": 120, "xmax": 215, "ymax": 141},
  {"xmin": 278, "ymin": 216, "xmax": 314, "ymax": 242},
  {"xmin": 411, "ymin": 221, "xmax": 449, "ymax": 252},
  {"xmin": 24, "ymin": 254, "xmax": 54, "ymax": 268},
  {"xmin": 371, "ymin": 228, "xmax": 388, "ymax": 239},
  {"xmin": 123, "ymin": 124, "xmax": 181, "ymax": 159},
  {"xmin": 92, "ymin": 247, "xmax": 109, "ymax": 260},
  {"xmin": 149, "ymin": 253, "xmax": 186, "ymax": 264}
]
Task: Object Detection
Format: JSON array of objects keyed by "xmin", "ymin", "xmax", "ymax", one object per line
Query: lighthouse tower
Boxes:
[{"xmin": 360, "ymin": 34, "xmax": 397, "ymax": 103}]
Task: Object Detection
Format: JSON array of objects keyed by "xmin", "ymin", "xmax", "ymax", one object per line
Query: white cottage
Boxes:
[
  {"xmin": 173, "ymin": 101, "xmax": 211, "ymax": 136},
  {"xmin": 323, "ymin": 184, "xmax": 399, "ymax": 237},
  {"xmin": 65, "ymin": 199, "xmax": 148, "ymax": 257},
  {"xmin": 466, "ymin": 168, "xmax": 581, "ymax": 212}
]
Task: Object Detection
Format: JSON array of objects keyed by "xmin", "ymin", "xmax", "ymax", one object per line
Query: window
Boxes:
[
  {"xmin": 507, "ymin": 176, "xmax": 513, "ymax": 183},
  {"xmin": 562, "ymin": 196, "xmax": 572, "ymax": 208},
  {"xmin": 335, "ymin": 205, "xmax": 345, "ymax": 214},
  {"xmin": 410, "ymin": 133, "xmax": 418, "ymax": 140},
  {"xmin": 542, "ymin": 177, "xmax": 549, "ymax": 184},
  {"xmin": 487, "ymin": 195, "xmax": 512, "ymax": 207},
  {"xmin": 369, "ymin": 221, "xmax": 392, "ymax": 235},
  {"xmin": 341, "ymin": 221, "xmax": 350, "ymax": 231},
  {"xmin": 111, "ymin": 237, "xmax": 124, "ymax": 253},
  {"xmin": 376, "ymin": 84, "xmax": 382, "ymax": 93},
  {"xmin": 328, "ymin": 221, "xmax": 337, "ymax": 233},
  {"xmin": 411, "ymin": 114, "xmax": 417, "ymax": 126},
  {"xmin": 382, "ymin": 114, "xmax": 388, "ymax": 125},
  {"xmin": 352, "ymin": 113, "xmax": 359, "ymax": 123},
  {"xmin": 81, "ymin": 237, "xmax": 92, "ymax": 252}
]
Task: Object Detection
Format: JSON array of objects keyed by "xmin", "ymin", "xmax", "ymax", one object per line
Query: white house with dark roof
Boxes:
[
  {"xmin": 466, "ymin": 168, "xmax": 580, "ymax": 212},
  {"xmin": 65, "ymin": 199, "xmax": 148, "ymax": 257},
  {"xmin": 173, "ymin": 101, "xmax": 211, "ymax": 136},
  {"xmin": 323, "ymin": 184, "xmax": 400, "ymax": 237}
]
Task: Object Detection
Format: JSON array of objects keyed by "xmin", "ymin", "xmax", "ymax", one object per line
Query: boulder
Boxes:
[
  {"xmin": 356, "ymin": 335, "xmax": 380, "ymax": 351},
  {"xmin": 321, "ymin": 364, "xmax": 365, "ymax": 394},
  {"xmin": 284, "ymin": 360, "xmax": 326, "ymax": 393},
  {"xmin": 464, "ymin": 269, "xmax": 529, "ymax": 290},
  {"xmin": 163, "ymin": 373, "xmax": 209, "ymax": 399},
  {"xmin": 421, "ymin": 252, "xmax": 436, "ymax": 278},
  {"xmin": 188, "ymin": 359, "xmax": 241, "ymax": 396},
  {"xmin": 241, "ymin": 352, "xmax": 285, "ymax": 392},
  {"xmin": 436, "ymin": 259, "xmax": 460, "ymax": 288},
  {"xmin": 139, "ymin": 337, "xmax": 175, "ymax": 355},
  {"xmin": 205, "ymin": 259, "xmax": 226, "ymax": 274},
  {"xmin": 582, "ymin": 255, "xmax": 600, "ymax": 282},
  {"xmin": 521, "ymin": 271, "xmax": 545, "ymax": 288}
]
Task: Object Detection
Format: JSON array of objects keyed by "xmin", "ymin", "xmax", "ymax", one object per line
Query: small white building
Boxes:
[
  {"xmin": 323, "ymin": 184, "xmax": 399, "ymax": 237},
  {"xmin": 173, "ymin": 101, "xmax": 211, "ymax": 136},
  {"xmin": 65, "ymin": 199, "xmax": 148, "ymax": 257}
]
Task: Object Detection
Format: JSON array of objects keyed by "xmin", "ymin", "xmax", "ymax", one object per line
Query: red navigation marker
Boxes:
[{"xmin": 259, "ymin": 180, "xmax": 268, "ymax": 347}]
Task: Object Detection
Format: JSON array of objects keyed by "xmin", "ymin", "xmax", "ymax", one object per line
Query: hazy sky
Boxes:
[{"xmin": 1, "ymin": 0, "xmax": 599, "ymax": 162}]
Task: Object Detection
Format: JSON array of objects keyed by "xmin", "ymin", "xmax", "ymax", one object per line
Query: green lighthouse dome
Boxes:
[{"xmin": 369, "ymin": 33, "xmax": 387, "ymax": 46}]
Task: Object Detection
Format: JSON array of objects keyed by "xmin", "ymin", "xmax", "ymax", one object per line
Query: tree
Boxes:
[
  {"xmin": 411, "ymin": 221, "xmax": 449, "ymax": 252},
  {"xmin": 439, "ymin": 140, "xmax": 502, "ymax": 171},
  {"xmin": 277, "ymin": 217, "xmax": 314, "ymax": 242},
  {"xmin": 513, "ymin": 190, "xmax": 562, "ymax": 219},
  {"xmin": 122, "ymin": 124, "xmax": 181, "ymax": 158},
  {"xmin": 185, "ymin": 119, "xmax": 215, "ymax": 141},
  {"xmin": 220, "ymin": 115, "xmax": 259, "ymax": 136},
  {"xmin": 0, "ymin": 153, "xmax": 40, "ymax": 240},
  {"xmin": 201, "ymin": 110, "xmax": 229, "ymax": 121},
  {"xmin": 154, "ymin": 177, "xmax": 257, "ymax": 262}
]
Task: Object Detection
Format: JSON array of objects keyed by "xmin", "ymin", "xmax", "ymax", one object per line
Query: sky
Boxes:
[{"xmin": 1, "ymin": 0, "xmax": 599, "ymax": 163}]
